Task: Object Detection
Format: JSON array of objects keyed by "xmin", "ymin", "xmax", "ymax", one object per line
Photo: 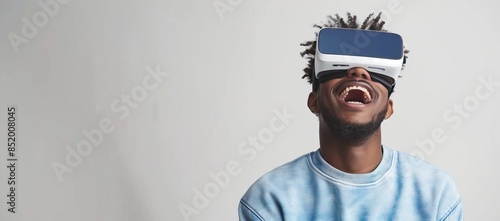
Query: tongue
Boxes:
[{"xmin": 344, "ymin": 90, "xmax": 366, "ymax": 103}]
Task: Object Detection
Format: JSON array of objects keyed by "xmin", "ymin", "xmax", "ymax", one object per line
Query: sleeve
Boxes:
[
  {"xmin": 440, "ymin": 198, "xmax": 463, "ymax": 221},
  {"xmin": 437, "ymin": 174, "xmax": 463, "ymax": 221},
  {"xmin": 238, "ymin": 200, "xmax": 264, "ymax": 221}
]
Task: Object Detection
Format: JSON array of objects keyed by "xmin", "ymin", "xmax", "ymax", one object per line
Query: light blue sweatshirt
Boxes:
[{"xmin": 239, "ymin": 146, "xmax": 463, "ymax": 221}]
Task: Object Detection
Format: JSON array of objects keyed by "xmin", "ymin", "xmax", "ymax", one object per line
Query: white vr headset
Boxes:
[{"xmin": 314, "ymin": 28, "xmax": 405, "ymax": 92}]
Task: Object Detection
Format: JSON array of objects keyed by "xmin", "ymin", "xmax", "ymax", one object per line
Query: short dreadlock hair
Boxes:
[{"xmin": 300, "ymin": 12, "xmax": 409, "ymax": 92}]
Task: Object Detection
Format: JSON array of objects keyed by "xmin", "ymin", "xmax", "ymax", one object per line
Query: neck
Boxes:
[{"xmin": 319, "ymin": 125, "xmax": 383, "ymax": 174}]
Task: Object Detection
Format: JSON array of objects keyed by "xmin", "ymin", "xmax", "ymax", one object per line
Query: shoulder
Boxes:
[
  {"xmin": 389, "ymin": 148, "xmax": 463, "ymax": 220},
  {"xmin": 392, "ymin": 148, "xmax": 455, "ymax": 182},
  {"xmin": 239, "ymin": 152, "xmax": 315, "ymax": 219}
]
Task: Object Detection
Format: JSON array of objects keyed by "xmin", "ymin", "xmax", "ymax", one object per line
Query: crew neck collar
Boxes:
[{"xmin": 309, "ymin": 145, "xmax": 395, "ymax": 186}]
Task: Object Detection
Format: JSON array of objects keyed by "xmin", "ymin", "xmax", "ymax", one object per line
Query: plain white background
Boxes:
[{"xmin": 0, "ymin": 0, "xmax": 499, "ymax": 220}]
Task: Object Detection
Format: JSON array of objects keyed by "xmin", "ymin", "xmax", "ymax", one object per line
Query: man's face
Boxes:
[{"xmin": 308, "ymin": 67, "xmax": 393, "ymax": 140}]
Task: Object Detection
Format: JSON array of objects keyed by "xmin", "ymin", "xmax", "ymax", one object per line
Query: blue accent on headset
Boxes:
[{"xmin": 317, "ymin": 28, "xmax": 403, "ymax": 60}]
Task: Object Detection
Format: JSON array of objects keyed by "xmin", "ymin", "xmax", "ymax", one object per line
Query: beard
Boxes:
[{"xmin": 324, "ymin": 106, "xmax": 388, "ymax": 141}]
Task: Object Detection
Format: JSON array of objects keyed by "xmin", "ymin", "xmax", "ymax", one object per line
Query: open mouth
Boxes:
[{"xmin": 339, "ymin": 85, "xmax": 373, "ymax": 105}]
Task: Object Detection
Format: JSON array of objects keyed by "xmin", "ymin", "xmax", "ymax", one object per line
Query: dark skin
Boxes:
[{"xmin": 307, "ymin": 67, "xmax": 394, "ymax": 174}]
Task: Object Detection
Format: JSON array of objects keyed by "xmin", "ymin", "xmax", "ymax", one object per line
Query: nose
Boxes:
[{"xmin": 346, "ymin": 67, "xmax": 371, "ymax": 80}]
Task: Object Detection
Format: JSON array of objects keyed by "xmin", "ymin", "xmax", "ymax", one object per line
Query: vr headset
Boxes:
[{"xmin": 314, "ymin": 28, "xmax": 405, "ymax": 94}]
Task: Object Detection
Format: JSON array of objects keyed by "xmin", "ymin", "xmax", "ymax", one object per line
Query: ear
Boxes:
[
  {"xmin": 385, "ymin": 99, "xmax": 394, "ymax": 119},
  {"xmin": 307, "ymin": 92, "xmax": 319, "ymax": 116}
]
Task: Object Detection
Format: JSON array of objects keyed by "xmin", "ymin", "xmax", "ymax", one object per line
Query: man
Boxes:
[{"xmin": 238, "ymin": 12, "xmax": 463, "ymax": 220}]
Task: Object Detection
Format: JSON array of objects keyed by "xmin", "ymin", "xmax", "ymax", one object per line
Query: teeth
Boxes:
[
  {"xmin": 340, "ymin": 85, "xmax": 372, "ymax": 102},
  {"xmin": 346, "ymin": 101, "xmax": 364, "ymax": 104}
]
